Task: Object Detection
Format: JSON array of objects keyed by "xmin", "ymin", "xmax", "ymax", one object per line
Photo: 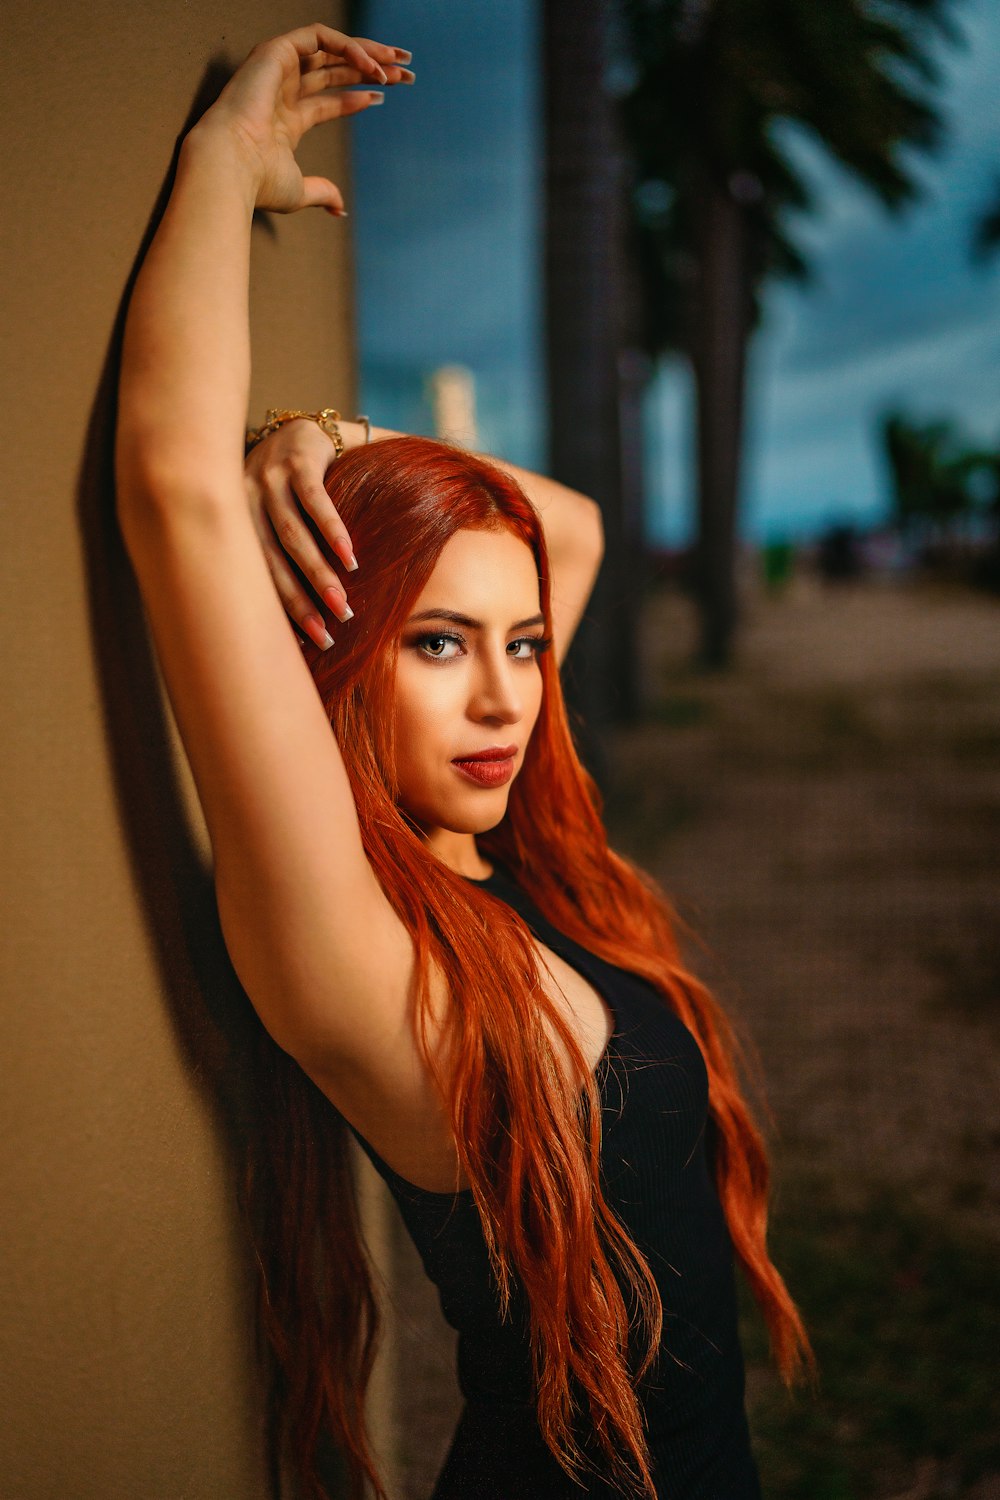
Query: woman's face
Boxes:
[{"xmin": 392, "ymin": 526, "xmax": 549, "ymax": 856}]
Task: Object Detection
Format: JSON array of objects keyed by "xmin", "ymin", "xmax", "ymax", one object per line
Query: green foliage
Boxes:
[
  {"xmin": 972, "ymin": 172, "xmax": 1000, "ymax": 260},
  {"xmin": 880, "ymin": 410, "xmax": 1000, "ymax": 529},
  {"xmin": 618, "ymin": 0, "xmax": 958, "ymax": 349},
  {"xmin": 741, "ymin": 1177, "xmax": 1000, "ymax": 1497}
]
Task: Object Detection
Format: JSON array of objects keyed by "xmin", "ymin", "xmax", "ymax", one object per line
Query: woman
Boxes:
[{"xmin": 116, "ymin": 24, "xmax": 812, "ymax": 1500}]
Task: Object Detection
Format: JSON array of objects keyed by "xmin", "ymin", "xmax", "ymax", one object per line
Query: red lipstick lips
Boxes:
[
  {"xmin": 451, "ymin": 744, "xmax": 518, "ymax": 788},
  {"xmin": 455, "ymin": 745, "xmax": 518, "ymax": 762}
]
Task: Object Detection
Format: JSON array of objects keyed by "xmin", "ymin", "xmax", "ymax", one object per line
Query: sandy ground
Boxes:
[
  {"xmin": 378, "ymin": 573, "xmax": 1000, "ymax": 1497},
  {"xmin": 614, "ymin": 575, "xmax": 1000, "ymax": 1236}
]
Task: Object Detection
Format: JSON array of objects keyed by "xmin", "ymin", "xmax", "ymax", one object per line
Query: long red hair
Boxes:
[{"xmin": 241, "ymin": 436, "xmax": 813, "ymax": 1499}]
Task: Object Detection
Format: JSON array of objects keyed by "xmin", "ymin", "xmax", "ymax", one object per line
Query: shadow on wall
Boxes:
[{"xmin": 76, "ymin": 57, "xmax": 350, "ymax": 1500}]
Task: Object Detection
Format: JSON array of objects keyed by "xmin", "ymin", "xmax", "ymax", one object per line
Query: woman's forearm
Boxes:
[
  {"xmin": 478, "ymin": 453, "xmax": 604, "ymax": 570},
  {"xmin": 338, "ymin": 421, "xmax": 605, "ymax": 571},
  {"xmin": 117, "ymin": 126, "xmax": 260, "ymax": 508}
]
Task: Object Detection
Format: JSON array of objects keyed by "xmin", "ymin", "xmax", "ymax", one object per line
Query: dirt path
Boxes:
[{"xmin": 607, "ymin": 576, "xmax": 1000, "ymax": 1238}]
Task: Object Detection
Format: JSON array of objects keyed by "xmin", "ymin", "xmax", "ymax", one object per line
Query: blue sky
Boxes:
[
  {"xmin": 352, "ymin": 0, "xmax": 543, "ymax": 462},
  {"xmin": 353, "ymin": 0, "xmax": 1000, "ymax": 544}
]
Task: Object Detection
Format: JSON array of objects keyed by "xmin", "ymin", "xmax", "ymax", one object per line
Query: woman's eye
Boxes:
[
  {"xmin": 508, "ymin": 635, "xmax": 552, "ymax": 660},
  {"xmin": 417, "ymin": 633, "xmax": 463, "ymax": 659}
]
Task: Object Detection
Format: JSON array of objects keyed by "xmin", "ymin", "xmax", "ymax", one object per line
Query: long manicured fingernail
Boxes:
[
  {"xmin": 323, "ymin": 587, "xmax": 354, "ymax": 622},
  {"xmin": 394, "ymin": 48, "xmax": 412, "ymax": 62},
  {"xmin": 331, "ymin": 206, "xmax": 349, "ymax": 217},
  {"xmin": 368, "ymin": 91, "xmax": 385, "ymax": 105},
  {"xmin": 304, "ymin": 614, "xmax": 334, "ymax": 650},
  {"xmin": 372, "ymin": 63, "xmax": 388, "ymax": 84}
]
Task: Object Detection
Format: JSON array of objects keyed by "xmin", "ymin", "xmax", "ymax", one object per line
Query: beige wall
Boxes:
[{"xmin": 0, "ymin": 4, "xmax": 392, "ymax": 1495}]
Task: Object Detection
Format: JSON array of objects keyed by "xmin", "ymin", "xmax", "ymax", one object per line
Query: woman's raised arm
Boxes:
[{"xmin": 115, "ymin": 29, "xmax": 429, "ymax": 1112}]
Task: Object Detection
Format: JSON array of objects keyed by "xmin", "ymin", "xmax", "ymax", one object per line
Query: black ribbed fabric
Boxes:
[{"xmin": 350, "ymin": 863, "xmax": 762, "ymax": 1498}]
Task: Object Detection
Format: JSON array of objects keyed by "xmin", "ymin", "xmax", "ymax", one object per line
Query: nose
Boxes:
[{"xmin": 470, "ymin": 643, "xmax": 523, "ymax": 725}]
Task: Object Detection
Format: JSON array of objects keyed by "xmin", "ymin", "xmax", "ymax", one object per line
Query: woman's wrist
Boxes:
[
  {"xmin": 341, "ymin": 419, "xmax": 371, "ymax": 451},
  {"xmin": 179, "ymin": 119, "xmax": 263, "ymax": 212},
  {"xmin": 246, "ymin": 414, "xmax": 379, "ymax": 454}
]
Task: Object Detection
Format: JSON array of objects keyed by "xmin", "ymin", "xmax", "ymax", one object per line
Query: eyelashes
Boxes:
[{"xmin": 412, "ymin": 631, "xmax": 553, "ymax": 662}]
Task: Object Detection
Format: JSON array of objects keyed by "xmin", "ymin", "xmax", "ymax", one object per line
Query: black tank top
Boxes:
[{"xmin": 350, "ymin": 862, "xmax": 762, "ymax": 1498}]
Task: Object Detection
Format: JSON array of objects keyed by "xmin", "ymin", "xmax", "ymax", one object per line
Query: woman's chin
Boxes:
[
  {"xmin": 404, "ymin": 789, "xmax": 512, "ymax": 839},
  {"xmin": 447, "ymin": 802, "xmax": 511, "ymax": 836}
]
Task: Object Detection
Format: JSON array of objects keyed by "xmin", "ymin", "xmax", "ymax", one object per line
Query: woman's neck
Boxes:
[{"xmin": 421, "ymin": 826, "xmax": 494, "ymax": 881}]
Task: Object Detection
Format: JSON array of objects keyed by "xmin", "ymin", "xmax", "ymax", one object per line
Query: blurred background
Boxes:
[
  {"xmin": 2, "ymin": 1, "xmax": 997, "ymax": 1495},
  {"xmin": 349, "ymin": 2, "xmax": 1000, "ymax": 1496}
]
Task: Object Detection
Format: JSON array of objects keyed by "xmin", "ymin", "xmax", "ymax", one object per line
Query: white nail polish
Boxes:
[
  {"xmin": 321, "ymin": 629, "xmax": 335, "ymax": 650},
  {"xmin": 341, "ymin": 604, "xmax": 355, "ymax": 620}
]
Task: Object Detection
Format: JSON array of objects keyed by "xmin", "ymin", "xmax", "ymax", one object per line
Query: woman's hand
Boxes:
[
  {"xmin": 245, "ymin": 420, "xmax": 358, "ymax": 649},
  {"xmin": 195, "ymin": 23, "xmax": 414, "ymax": 216}
]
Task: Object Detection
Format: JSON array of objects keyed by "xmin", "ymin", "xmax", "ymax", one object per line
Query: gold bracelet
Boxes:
[
  {"xmin": 245, "ymin": 407, "xmax": 344, "ymax": 458},
  {"xmin": 315, "ymin": 409, "xmax": 345, "ymax": 458}
]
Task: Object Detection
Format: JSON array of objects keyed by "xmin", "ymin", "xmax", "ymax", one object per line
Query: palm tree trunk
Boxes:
[
  {"xmin": 543, "ymin": 0, "xmax": 638, "ymax": 778},
  {"xmin": 691, "ymin": 178, "xmax": 752, "ymax": 668}
]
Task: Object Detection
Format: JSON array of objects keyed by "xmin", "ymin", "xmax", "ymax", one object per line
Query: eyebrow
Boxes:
[{"xmin": 406, "ymin": 608, "xmax": 546, "ymax": 631}]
